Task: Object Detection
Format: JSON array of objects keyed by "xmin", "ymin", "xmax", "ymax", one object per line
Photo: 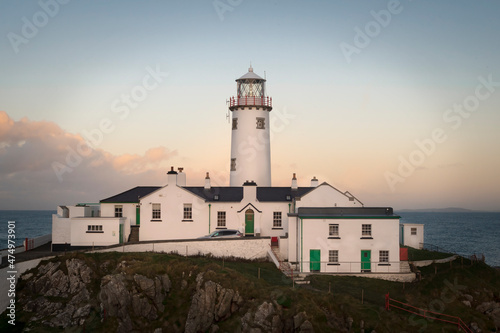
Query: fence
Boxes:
[
  {"xmin": 298, "ymin": 260, "xmax": 402, "ymax": 273},
  {"xmin": 385, "ymin": 293, "xmax": 472, "ymax": 333}
]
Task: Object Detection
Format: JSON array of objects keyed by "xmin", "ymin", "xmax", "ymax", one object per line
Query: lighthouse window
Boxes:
[
  {"xmin": 217, "ymin": 211, "xmax": 226, "ymax": 227},
  {"xmin": 231, "ymin": 158, "xmax": 236, "ymax": 171},
  {"xmin": 273, "ymin": 212, "xmax": 282, "ymax": 228},
  {"xmin": 232, "ymin": 118, "xmax": 238, "ymax": 130},
  {"xmin": 256, "ymin": 117, "xmax": 265, "ymax": 129}
]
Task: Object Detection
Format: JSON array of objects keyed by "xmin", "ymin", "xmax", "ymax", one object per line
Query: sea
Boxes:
[{"xmin": 0, "ymin": 210, "xmax": 499, "ymax": 267}]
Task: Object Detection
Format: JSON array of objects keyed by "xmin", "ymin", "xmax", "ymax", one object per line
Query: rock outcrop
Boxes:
[{"xmin": 184, "ymin": 272, "xmax": 243, "ymax": 333}]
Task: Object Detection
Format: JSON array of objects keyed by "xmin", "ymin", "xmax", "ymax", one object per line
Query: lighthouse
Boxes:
[{"xmin": 228, "ymin": 66, "xmax": 272, "ymax": 187}]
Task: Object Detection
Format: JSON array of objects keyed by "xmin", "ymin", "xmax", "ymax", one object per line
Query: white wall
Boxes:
[
  {"xmin": 298, "ymin": 217, "xmax": 400, "ymax": 273},
  {"xmin": 70, "ymin": 217, "xmax": 124, "ymax": 246},
  {"xmin": 52, "ymin": 214, "xmax": 71, "ymax": 245},
  {"xmin": 401, "ymin": 223, "xmax": 424, "ymax": 249},
  {"xmin": 95, "ymin": 238, "xmax": 272, "ymax": 261},
  {"xmin": 139, "ymin": 185, "xmax": 209, "ymax": 241}
]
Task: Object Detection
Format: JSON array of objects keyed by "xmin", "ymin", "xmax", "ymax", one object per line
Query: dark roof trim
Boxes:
[
  {"xmin": 297, "ymin": 207, "xmax": 398, "ymax": 218},
  {"xmin": 237, "ymin": 203, "xmax": 262, "ymax": 213}
]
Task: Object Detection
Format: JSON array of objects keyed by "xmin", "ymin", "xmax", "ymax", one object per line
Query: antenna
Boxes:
[{"xmin": 225, "ymin": 99, "xmax": 230, "ymax": 123}]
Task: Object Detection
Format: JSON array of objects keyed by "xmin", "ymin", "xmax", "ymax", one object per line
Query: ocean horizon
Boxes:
[{"xmin": 1, "ymin": 210, "xmax": 499, "ymax": 267}]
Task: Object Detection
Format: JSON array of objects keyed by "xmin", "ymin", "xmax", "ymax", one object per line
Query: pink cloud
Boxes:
[{"xmin": 0, "ymin": 111, "xmax": 178, "ymax": 209}]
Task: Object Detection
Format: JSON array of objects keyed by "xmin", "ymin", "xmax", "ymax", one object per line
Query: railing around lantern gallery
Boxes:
[{"xmin": 228, "ymin": 96, "xmax": 272, "ymax": 108}]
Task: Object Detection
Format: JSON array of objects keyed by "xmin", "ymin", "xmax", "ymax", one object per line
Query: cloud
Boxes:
[{"xmin": 0, "ymin": 111, "xmax": 177, "ymax": 209}]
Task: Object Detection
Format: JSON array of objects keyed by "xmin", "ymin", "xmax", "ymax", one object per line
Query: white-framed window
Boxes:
[
  {"xmin": 273, "ymin": 212, "xmax": 282, "ymax": 228},
  {"xmin": 256, "ymin": 117, "xmax": 265, "ymax": 129},
  {"xmin": 114, "ymin": 205, "xmax": 123, "ymax": 218},
  {"xmin": 152, "ymin": 203, "xmax": 161, "ymax": 219},
  {"xmin": 183, "ymin": 203, "xmax": 192, "ymax": 220},
  {"xmin": 362, "ymin": 224, "xmax": 372, "ymax": 237},
  {"xmin": 411, "ymin": 227, "xmax": 417, "ymax": 235},
  {"xmin": 87, "ymin": 225, "xmax": 103, "ymax": 232},
  {"xmin": 329, "ymin": 250, "xmax": 339, "ymax": 263},
  {"xmin": 329, "ymin": 224, "xmax": 339, "ymax": 237},
  {"xmin": 232, "ymin": 118, "xmax": 238, "ymax": 130},
  {"xmin": 379, "ymin": 250, "xmax": 389, "ymax": 263},
  {"xmin": 217, "ymin": 211, "xmax": 226, "ymax": 227},
  {"xmin": 230, "ymin": 158, "xmax": 236, "ymax": 171}
]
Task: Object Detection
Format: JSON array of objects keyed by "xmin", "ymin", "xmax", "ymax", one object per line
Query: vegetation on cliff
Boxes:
[{"xmin": 1, "ymin": 250, "xmax": 499, "ymax": 332}]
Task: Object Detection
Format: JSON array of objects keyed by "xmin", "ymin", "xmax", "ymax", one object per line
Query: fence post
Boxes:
[{"xmin": 385, "ymin": 293, "xmax": 390, "ymax": 310}]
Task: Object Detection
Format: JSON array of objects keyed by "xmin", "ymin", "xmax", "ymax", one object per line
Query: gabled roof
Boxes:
[
  {"xmin": 256, "ymin": 187, "xmax": 315, "ymax": 202},
  {"xmin": 182, "ymin": 187, "xmax": 244, "ymax": 202},
  {"xmin": 100, "ymin": 186, "xmax": 161, "ymax": 203}
]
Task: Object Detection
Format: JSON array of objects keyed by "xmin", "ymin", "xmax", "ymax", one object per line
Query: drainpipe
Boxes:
[
  {"xmin": 208, "ymin": 204, "xmax": 211, "ymax": 233},
  {"xmin": 300, "ymin": 217, "xmax": 303, "ymax": 273},
  {"xmin": 288, "ymin": 203, "xmax": 291, "ymax": 214}
]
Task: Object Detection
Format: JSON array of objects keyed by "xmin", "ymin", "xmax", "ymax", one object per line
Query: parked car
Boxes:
[{"xmin": 198, "ymin": 229, "xmax": 243, "ymax": 239}]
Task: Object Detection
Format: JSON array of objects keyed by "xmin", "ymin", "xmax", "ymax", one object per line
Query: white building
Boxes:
[{"xmin": 52, "ymin": 67, "xmax": 410, "ymax": 274}]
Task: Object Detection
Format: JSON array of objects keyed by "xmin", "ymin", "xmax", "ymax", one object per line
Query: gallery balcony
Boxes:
[{"xmin": 228, "ymin": 96, "xmax": 272, "ymax": 111}]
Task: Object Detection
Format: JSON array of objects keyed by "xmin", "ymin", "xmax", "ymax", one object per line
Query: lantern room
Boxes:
[{"xmin": 228, "ymin": 66, "xmax": 272, "ymax": 111}]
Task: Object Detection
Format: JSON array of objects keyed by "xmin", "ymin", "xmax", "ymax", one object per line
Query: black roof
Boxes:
[
  {"xmin": 256, "ymin": 187, "xmax": 315, "ymax": 202},
  {"xmin": 297, "ymin": 207, "xmax": 398, "ymax": 217},
  {"xmin": 100, "ymin": 186, "xmax": 161, "ymax": 203},
  {"xmin": 183, "ymin": 187, "xmax": 244, "ymax": 202}
]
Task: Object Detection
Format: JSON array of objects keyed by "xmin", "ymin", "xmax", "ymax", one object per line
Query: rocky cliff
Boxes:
[{"xmin": 4, "ymin": 252, "xmax": 500, "ymax": 332}]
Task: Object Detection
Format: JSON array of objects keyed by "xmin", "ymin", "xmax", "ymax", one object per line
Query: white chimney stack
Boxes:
[
  {"xmin": 311, "ymin": 176, "xmax": 319, "ymax": 187},
  {"xmin": 291, "ymin": 173, "xmax": 298, "ymax": 190},
  {"xmin": 167, "ymin": 166, "xmax": 178, "ymax": 185},
  {"xmin": 204, "ymin": 172, "xmax": 211, "ymax": 190},
  {"xmin": 177, "ymin": 167, "xmax": 186, "ymax": 186}
]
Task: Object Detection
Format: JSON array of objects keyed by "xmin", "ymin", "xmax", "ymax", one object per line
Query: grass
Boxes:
[
  {"xmin": 3, "ymin": 251, "xmax": 500, "ymax": 332},
  {"xmin": 405, "ymin": 246, "xmax": 454, "ymax": 261}
]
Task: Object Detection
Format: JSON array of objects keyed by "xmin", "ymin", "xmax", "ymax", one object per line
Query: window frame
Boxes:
[
  {"xmin": 272, "ymin": 211, "xmax": 282, "ymax": 228},
  {"xmin": 217, "ymin": 211, "xmax": 226, "ymax": 228},
  {"xmin": 361, "ymin": 224, "xmax": 372, "ymax": 238},
  {"xmin": 379, "ymin": 250, "xmax": 390, "ymax": 265},
  {"xmin": 183, "ymin": 203, "xmax": 193, "ymax": 221},
  {"xmin": 328, "ymin": 250, "xmax": 339, "ymax": 265},
  {"xmin": 152, "ymin": 203, "xmax": 161, "ymax": 220},
  {"xmin": 329, "ymin": 224, "xmax": 339, "ymax": 238},
  {"xmin": 114, "ymin": 205, "xmax": 123, "ymax": 218}
]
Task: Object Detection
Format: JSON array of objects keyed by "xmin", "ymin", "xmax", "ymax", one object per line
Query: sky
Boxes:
[{"xmin": 0, "ymin": 0, "xmax": 499, "ymax": 211}]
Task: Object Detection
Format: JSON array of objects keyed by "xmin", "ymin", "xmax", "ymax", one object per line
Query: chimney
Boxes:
[
  {"xmin": 311, "ymin": 176, "xmax": 319, "ymax": 187},
  {"xmin": 177, "ymin": 167, "xmax": 186, "ymax": 186},
  {"xmin": 167, "ymin": 166, "xmax": 178, "ymax": 185},
  {"xmin": 291, "ymin": 173, "xmax": 298, "ymax": 190},
  {"xmin": 204, "ymin": 172, "xmax": 211, "ymax": 190}
]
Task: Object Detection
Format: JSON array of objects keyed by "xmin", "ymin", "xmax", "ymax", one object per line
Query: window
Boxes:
[
  {"xmin": 362, "ymin": 224, "xmax": 372, "ymax": 237},
  {"xmin": 256, "ymin": 117, "xmax": 265, "ymax": 129},
  {"xmin": 329, "ymin": 224, "xmax": 339, "ymax": 237},
  {"xmin": 329, "ymin": 250, "xmax": 339, "ymax": 264},
  {"xmin": 411, "ymin": 227, "xmax": 417, "ymax": 235},
  {"xmin": 152, "ymin": 203, "xmax": 161, "ymax": 219},
  {"xmin": 273, "ymin": 212, "xmax": 282, "ymax": 228},
  {"xmin": 231, "ymin": 158, "xmax": 236, "ymax": 171},
  {"xmin": 232, "ymin": 118, "xmax": 238, "ymax": 130},
  {"xmin": 183, "ymin": 204, "xmax": 192, "ymax": 220},
  {"xmin": 87, "ymin": 225, "xmax": 103, "ymax": 232},
  {"xmin": 379, "ymin": 250, "xmax": 389, "ymax": 263},
  {"xmin": 114, "ymin": 205, "xmax": 123, "ymax": 218},
  {"xmin": 217, "ymin": 211, "xmax": 226, "ymax": 227}
]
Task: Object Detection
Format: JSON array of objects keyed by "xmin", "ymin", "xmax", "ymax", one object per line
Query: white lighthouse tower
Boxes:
[{"xmin": 229, "ymin": 66, "xmax": 272, "ymax": 187}]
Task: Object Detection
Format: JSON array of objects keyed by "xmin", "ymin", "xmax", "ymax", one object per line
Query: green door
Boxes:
[
  {"xmin": 119, "ymin": 224, "xmax": 123, "ymax": 244},
  {"xmin": 361, "ymin": 250, "xmax": 371, "ymax": 271},
  {"xmin": 310, "ymin": 249, "xmax": 321, "ymax": 272},
  {"xmin": 245, "ymin": 209, "xmax": 254, "ymax": 235},
  {"xmin": 136, "ymin": 206, "xmax": 140, "ymax": 225}
]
